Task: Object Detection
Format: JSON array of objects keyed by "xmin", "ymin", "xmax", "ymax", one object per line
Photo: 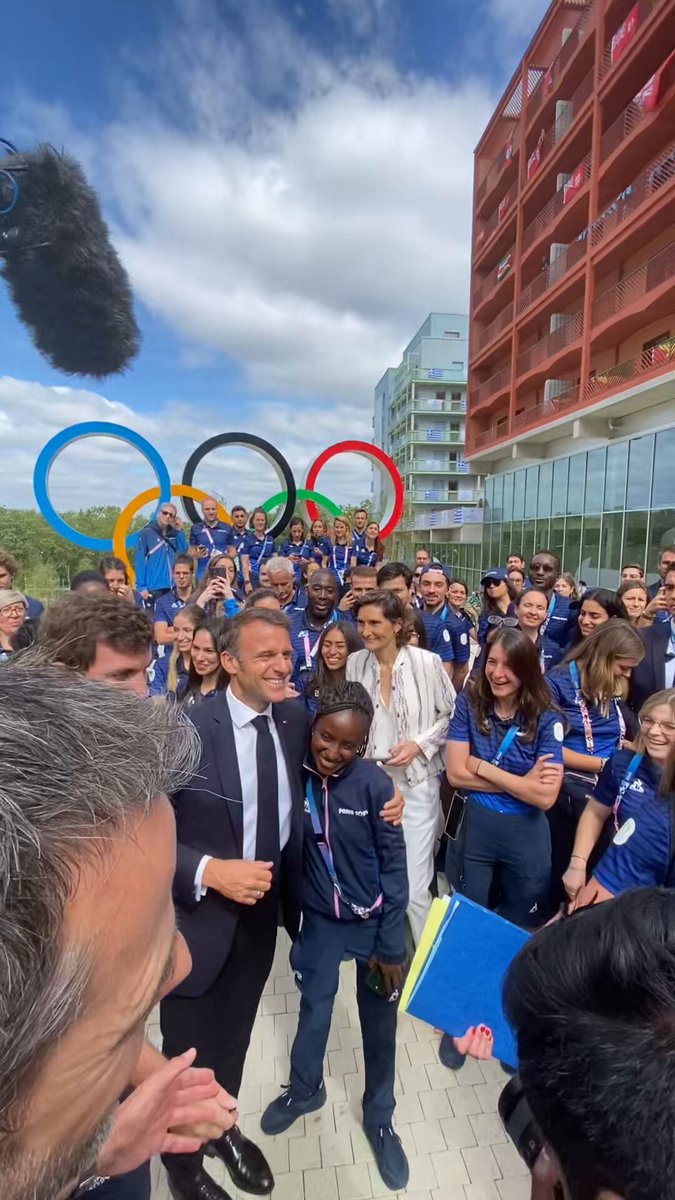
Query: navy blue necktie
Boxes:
[{"xmin": 252, "ymin": 715, "xmax": 280, "ymax": 872}]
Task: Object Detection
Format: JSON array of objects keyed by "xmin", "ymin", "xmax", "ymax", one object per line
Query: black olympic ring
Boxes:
[{"xmin": 181, "ymin": 433, "xmax": 297, "ymax": 537}]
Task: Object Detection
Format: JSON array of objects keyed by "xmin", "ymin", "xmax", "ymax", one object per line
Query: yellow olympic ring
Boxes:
[{"xmin": 113, "ymin": 485, "xmax": 232, "ymax": 586}]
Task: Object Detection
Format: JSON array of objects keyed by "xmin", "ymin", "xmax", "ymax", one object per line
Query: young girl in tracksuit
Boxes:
[{"xmin": 261, "ymin": 682, "xmax": 409, "ymax": 1193}]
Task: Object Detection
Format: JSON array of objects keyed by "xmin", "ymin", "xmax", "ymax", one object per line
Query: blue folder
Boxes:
[{"xmin": 405, "ymin": 894, "xmax": 530, "ymax": 1067}]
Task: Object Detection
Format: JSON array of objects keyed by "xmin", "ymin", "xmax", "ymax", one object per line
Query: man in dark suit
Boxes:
[
  {"xmin": 161, "ymin": 608, "xmax": 402, "ymax": 1200},
  {"xmin": 629, "ymin": 567, "xmax": 675, "ymax": 714}
]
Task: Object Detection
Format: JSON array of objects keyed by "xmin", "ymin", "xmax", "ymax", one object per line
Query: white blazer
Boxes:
[{"xmin": 346, "ymin": 645, "xmax": 456, "ymax": 786}]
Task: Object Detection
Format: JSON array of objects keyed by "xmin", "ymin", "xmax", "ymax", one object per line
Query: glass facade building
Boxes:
[{"xmin": 482, "ymin": 427, "xmax": 675, "ymax": 587}]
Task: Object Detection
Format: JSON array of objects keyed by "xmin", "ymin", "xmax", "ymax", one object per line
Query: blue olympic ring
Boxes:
[{"xmin": 33, "ymin": 422, "xmax": 172, "ymax": 552}]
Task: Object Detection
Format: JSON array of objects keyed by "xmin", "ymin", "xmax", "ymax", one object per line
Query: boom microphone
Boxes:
[{"xmin": 0, "ymin": 141, "xmax": 140, "ymax": 377}]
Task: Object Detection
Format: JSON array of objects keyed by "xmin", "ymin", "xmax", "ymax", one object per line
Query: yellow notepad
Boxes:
[{"xmin": 400, "ymin": 896, "xmax": 450, "ymax": 1011}]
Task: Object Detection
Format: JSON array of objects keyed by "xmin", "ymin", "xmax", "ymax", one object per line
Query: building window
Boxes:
[
  {"xmin": 444, "ymin": 331, "xmax": 460, "ymax": 338},
  {"xmin": 513, "ymin": 471, "xmax": 525, "ymax": 521},
  {"xmin": 626, "ymin": 435, "xmax": 654, "ymax": 509},
  {"xmin": 585, "ymin": 450, "xmax": 606, "ymax": 514},
  {"xmin": 537, "ymin": 462, "xmax": 553, "ymax": 519},
  {"xmin": 502, "ymin": 473, "xmax": 514, "ymax": 522},
  {"xmin": 604, "ymin": 442, "xmax": 628, "ymax": 512},
  {"xmin": 652, "ymin": 429, "xmax": 675, "ymax": 510},
  {"xmin": 552, "ymin": 458, "xmax": 569, "ymax": 516},
  {"xmin": 567, "ymin": 454, "xmax": 586, "ymax": 516},
  {"xmin": 451, "ymin": 391, "xmax": 462, "ymax": 402},
  {"xmin": 435, "ymin": 390, "xmax": 446, "ymax": 400},
  {"xmin": 643, "ymin": 332, "xmax": 670, "ymax": 352},
  {"xmin": 525, "ymin": 467, "xmax": 539, "ymax": 520},
  {"xmin": 452, "ymin": 361, "xmax": 464, "ymax": 368}
]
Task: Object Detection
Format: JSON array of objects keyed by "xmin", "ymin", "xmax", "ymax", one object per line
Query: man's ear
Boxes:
[{"xmin": 220, "ymin": 651, "xmax": 236, "ymax": 675}]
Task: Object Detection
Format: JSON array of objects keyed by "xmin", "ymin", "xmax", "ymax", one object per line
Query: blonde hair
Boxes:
[
  {"xmin": 333, "ymin": 513, "xmax": 351, "ymax": 538},
  {"xmin": 565, "ymin": 619, "xmax": 644, "ymax": 713},
  {"xmin": 167, "ymin": 606, "xmax": 202, "ymax": 694}
]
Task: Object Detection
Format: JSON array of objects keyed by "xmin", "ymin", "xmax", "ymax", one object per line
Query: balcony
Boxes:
[
  {"xmin": 406, "ymin": 430, "xmax": 463, "ymax": 446},
  {"xmin": 474, "ymin": 182, "xmax": 517, "ymax": 264},
  {"xmin": 517, "ymin": 310, "xmax": 584, "ymax": 377},
  {"xmin": 408, "ymin": 458, "xmax": 466, "ymax": 473},
  {"xmin": 600, "ymin": 52, "xmax": 675, "ymax": 198},
  {"xmin": 526, "ymin": 2, "xmax": 595, "ymax": 128},
  {"xmin": 600, "ymin": 0, "xmax": 670, "ymax": 80},
  {"xmin": 410, "ymin": 397, "xmax": 466, "ymax": 415},
  {"xmin": 473, "ymin": 245, "xmax": 516, "ymax": 316},
  {"xmin": 408, "ymin": 488, "xmax": 464, "ymax": 503},
  {"xmin": 474, "ymin": 304, "xmax": 513, "ymax": 357},
  {"xmin": 522, "ymin": 152, "xmax": 591, "ymax": 256},
  {"xmin": 402, "ymin": 506, "xmax": 484, "ymax": 532},
  {"xmin": 590, "ymin": 138, "xmax": 675, "ymax": 249},
  {"xmin": 582, "ymin": 336, "xmax": 675, "ymax": 402},
  {"xmin": 475, "ymin": 126, "xmax": 520, "ymax": 216},
  {"xmin": 471, "ymin": 421, "xmax": 510, "ymax": 452},
  {"xmin": 471, "ymin": 364, "xmax": 511, "ymax": 409},
  {"xmin": 516, "ymin": 236, "xmax": 587, "ymax": 317},
  {"xmin": 524, "ymin": 69, "xmax": 593, "ymax": 189},
  {"xmin": 512, "ymin": 383, "xmax": 581, "ymax": 434},
  {"xmin": 591, "ymin": 240, "xmax": 675, "ymax": 343}
]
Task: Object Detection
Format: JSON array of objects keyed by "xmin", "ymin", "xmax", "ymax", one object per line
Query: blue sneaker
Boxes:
[
  {"xmin": 439, "ymin": 1033, "xmax": 466, "ymax": 1070},
  {"xmin": 260, "ymin": 1081, "xmax": 326, "ymax": 1135},
  {"xmin": 364, "ymin": 1124, "xmax": 409, "ymax": 1192}
]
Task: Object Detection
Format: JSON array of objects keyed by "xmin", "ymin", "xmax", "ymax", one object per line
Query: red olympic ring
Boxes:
[{"xmin": 303, "ymin": 441, "xmax": 404, "ymax": 540}]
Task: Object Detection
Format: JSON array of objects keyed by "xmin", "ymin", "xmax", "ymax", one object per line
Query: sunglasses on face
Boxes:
[{"xmin": 487, "ymin": 615, "xmax": 519, "ymax": 628}]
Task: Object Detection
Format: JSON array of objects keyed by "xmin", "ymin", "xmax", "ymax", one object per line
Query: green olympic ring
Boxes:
[{"xmin": 261, "ymin": 487, "xmax": 342, "ymax": 519}]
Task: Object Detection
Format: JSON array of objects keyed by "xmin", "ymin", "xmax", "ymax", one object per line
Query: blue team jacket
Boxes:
[
  {"xmin": 302, "ymin": 758, "xmax": 408, "ymax": 963},
  {"xmin": 135, "ymin": 522, "xmax": 188, "ymax": 591}
]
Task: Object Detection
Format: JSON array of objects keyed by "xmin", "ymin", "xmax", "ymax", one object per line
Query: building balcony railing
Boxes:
[
  {"xmin": 601, "ymin": 53, "xmax": 675, "ymax": 163},
  {"xmin": 517, "ymin": 310, "xmax": 583, "ymax": 376},
  {"xmin": 600, "ymin": 0, "xmax": 668, "ymax": 80},
  {"xmin": 516, "ymin": 236, "xmax": 587, "ymax": 317},
  {"xmin": 522, "ymin": 152, "xmax": 591, "ymax": 254},
  {"xmin": 475, "ymin": 303, "xmax": 513, "ymax": 354},
  {"xmin": 526, "ymin": 1, "xmax": 594, "ymax": 127},
  {"xmin": 471, "ymin": 422, "xmax": 510, "ymax": 451},
  {"xmin": 474, "ymin": 182, "xmax": 517, "ymax": 259},
  {"xmin": 512, "ymin": 383, "xmax": 581, "ymax": 434},
  {"xmin": 406, "ymin": 430, "xmax": 464, "ymax": 445},
  {"xmin": 473, "ymin": 244, "xmax": 516, "ymax": 311},
  {"xmin": 471, "ymin": 364, "xmax": 511, "ymax": 408},
  {"xmin": 524, "ymin": 69, "xmax": 593, "ymax": 185},
  {"xmin": 582, "ymin": 337, "xmax": 675, "ymax": 401},
  {"xmin": 394, "ymin": 365, "xmax": 466, "ymax": 394},
  {"xmin": 409, "ymin": 398, "xmax": 466, "ymax": 414},
  {"xmin": 592, "ymin": 240, "xmax": 675, "ymax": 327},
  {"xmin": 408, "ymin": 458, "xmax": 464, "ymax": 472},
  {"xmin": 475, "ymin": 127, "xmax": 520, "ymax": 213},
  {"xmin": 590, "ymin": 138, "xmax": 675, "ymax": 247},
  {"xmin": 402, "ymin": 506, "xmax": 484, "ymax": 532}
]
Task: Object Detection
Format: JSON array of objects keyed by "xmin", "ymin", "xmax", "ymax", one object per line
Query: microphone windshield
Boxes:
[{"xmin": 0, "ymin": 144, "xmax": 141, "ymax": 377}]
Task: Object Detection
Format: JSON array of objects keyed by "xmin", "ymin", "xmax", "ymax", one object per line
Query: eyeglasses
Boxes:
[
  {"xmin": 640, "ymin": 715, "xmax": 675, "ymax": 735},
  {"xmin": 161, "ymin": 509, "xmax": 175, "ymax": 516},
  {"xmin": 487, "ymin": 615, "xmax": 519, "ymax": 628},
  {"xmin": 1, "ymin": 603, "xmax": 26, "ymax": 617},
  {"xmin": 485, "ymin": 579, "xmax": 504, "ymax": 588}
]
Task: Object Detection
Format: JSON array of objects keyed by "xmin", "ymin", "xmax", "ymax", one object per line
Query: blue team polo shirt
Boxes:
[
  {"xmin": 540, "ymin": 593, "xmax": 575, "ymax": 648},
  {"xmin": 189, "ymin": 520, "xmax": 233, "ymax": 579},
  {"xmin": 419, "ymin": 611, "xmax": 454, "ymax": 664},
  {"xmin": 153, "ymin": 588, "xmax": 188, "ymax": 627},
  {"xmin": 593, "ymin": 750, "xmax": 671, "ymax": 893},
  {"xmin": 328, "ymin": 542, "xmax": 353, "ymax": 584},
  {"xmin": 448, "ymin": 689, "xmax": 564, "ymax": 815},
  {"xmin": 280, "ymin": 538, "xmax": 307, "ymax": 583},
  {"xmin": 301, "ymin": 536, "xmax": 333, "ymax": 565},
  {"xmin": 477, "ymin": 602, "xmax": 518, "ymax": 646},
  {"xmin": 421, "ymin": 603, "xmax": 471, "ymax": 664},
  {"xmin": 240, "ymin": 532, "xmax": 276, "ymax": 582},
  {"xmin": 547, "ymin": 664, "xmax": 625, "ymax": 758},
  {"xmin": 289, "ymin": 609, "xmax": 339, "ymax": 685}
]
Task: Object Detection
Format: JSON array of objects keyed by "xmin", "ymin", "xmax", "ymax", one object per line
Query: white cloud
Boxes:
[
  {"xmin": 0, "ymin": 376, "xmax": 375, "ymax": 513},
  {"xmin": 486, "ymin": 0, "xmax": 550, "ymax": 41}
]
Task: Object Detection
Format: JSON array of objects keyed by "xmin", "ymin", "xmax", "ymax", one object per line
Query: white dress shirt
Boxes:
[
  {"xmin": 194, "ymin": 687, "xmax": 294, "ymax": 899},
  {"xmin": 665, "ymin": 620, "xmax": 675, "ymax": 690}
]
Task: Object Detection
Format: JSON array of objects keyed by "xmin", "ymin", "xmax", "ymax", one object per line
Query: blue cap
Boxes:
[{"xmin": 481, "ymin": 567, "xmax": 508, "ymax": 585}]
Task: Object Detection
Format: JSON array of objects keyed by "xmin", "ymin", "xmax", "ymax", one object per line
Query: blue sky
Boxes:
[{"xmin": 1, "ymin": 0, "xmax": 548, "ymax": 511}]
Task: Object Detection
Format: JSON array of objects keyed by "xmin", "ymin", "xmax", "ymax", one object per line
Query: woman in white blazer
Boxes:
[{"xmin": 346, "ymin": 589, "xmax": 456, "ymax": 944}]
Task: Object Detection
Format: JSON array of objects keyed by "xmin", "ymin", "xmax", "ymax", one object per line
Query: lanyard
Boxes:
[
  {"xmin": 540, "ymin": 593, "xmax": 556, "ymax": 636},
  {"xmin": 332, "ymin": 543, "xmax": 350, "ymax": 576},
  {"xmin": 251, "ymin": 535, "xmax": 271, "ymax": 568},
  {"xmin": 304, "ymin": 777, "xmax": 382, "ymax": 919},
  {"xmin": 613, "ymin": 753, "xmax": 643, "ymax": 832},
  {"xmin": 569, "ymin": 662, "xmax": 626, "ymax": 754},
  {"xmin": 203, "ymin": 524, "xmax": 215, "ymax": 548},
  {"xmin": 300, "ymin": 615, "xmax": 336, "ymax": 671},
  {"xmin": 491, "ymin": 724, "xmax": 520, "ymax": 766}
]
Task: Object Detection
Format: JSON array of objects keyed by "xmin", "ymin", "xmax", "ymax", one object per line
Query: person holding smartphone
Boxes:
[
  {"xmin": 260, "ymin": 682, "xmax": 409, "ymax": 1193},
  {"xmin": 193, "ymin": 555, "xmax": 242, "ymax": 619}
]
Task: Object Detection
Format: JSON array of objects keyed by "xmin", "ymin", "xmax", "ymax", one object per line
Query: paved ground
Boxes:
[{"xmin": 149, "ymin": 931, "xmax": 529, "ymax": 1200}]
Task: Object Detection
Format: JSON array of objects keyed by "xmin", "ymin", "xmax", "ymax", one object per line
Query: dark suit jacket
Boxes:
[
  {"xmin": 170, "ymin": 692, "xmax": 310, "ymax": 997},
  {"xmin": 628, "ymin": 622, "xmax": 671, "ymax": 715}
]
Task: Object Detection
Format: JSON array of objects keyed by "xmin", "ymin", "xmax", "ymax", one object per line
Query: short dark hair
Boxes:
[
  {"xmin": 0, "ymin": 549, "xmax": 19, "ymax": 578},
  {"xmin": 621, "ymin": 562, "xmax": 644, "ymax": 574},
  {"xmin": 531, "ymin": 549, "xmax": 561, "ymax": 570},
  {"xmin": 98, "ymin": 555, "xmax": 128, "ymax": 576},
  {"xmin": 174, "ymin": 555, "xmax": 193, "ymax": 571},
  {"xmin": 402, "ymin": 609, "xmax": 427, "ymax": 648},
  {"xmin": 504, "ymin": 888, "xmax": 675, "ymax": 1200},
  {"xmin": 39, "ymin": 594, "xmax": 153, "ymax": 672},
  {"xmin": 231, "ymin": 505, "xmax": 247, "ymax": 516},
  {"xmin": 70, "ymin": 570, "xmax": 107, "ymax": 592},
  {"xmin": 354, "ymin": 508, "xmax": 369, "ymax": 518},
  {"xmin": 377, "ymin": 562, "xmax": 412, "ymax": 588},
  {"xmin": 316, "ymin": 680, "xmax": 374, "ymax": 729},
  {"xmin": 244, "ymin": 587, "xmax": 280, "ymax": 609},
  {"xmin": 222, "ymin": 607, "xmax": 290, "ymax": 658},
  {"xmin": 351, "ymin": 564, "xmax": 378, "ymax": 580},
  {"xmin": 658, "ymin": 545, "xmax": 675, "ymax": 561},
  {"xmin": 353, "ymin": 590, "xmax": 406, "ymax": 646}
]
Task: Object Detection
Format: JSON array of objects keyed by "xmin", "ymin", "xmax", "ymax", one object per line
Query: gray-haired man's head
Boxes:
[
  {"xmin": 0, "ymin": 658, "xmax": 199, "ymax": 1200},
  {"xmin": 266, "ymin": 556, "xmax": 296, "ymax": 606}
]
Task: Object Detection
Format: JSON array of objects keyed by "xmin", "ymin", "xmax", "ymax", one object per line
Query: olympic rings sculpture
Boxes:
[{"xmin": 33, "ymin": 422, "xmax": 405, "ymax": 567}]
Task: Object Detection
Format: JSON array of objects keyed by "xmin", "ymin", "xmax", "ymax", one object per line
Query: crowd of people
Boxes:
[{"xmin": 1, "ymin": 495, "xmax": 675, "ymax": 1200}]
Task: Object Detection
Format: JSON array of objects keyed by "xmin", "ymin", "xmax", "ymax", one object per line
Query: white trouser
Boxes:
[{"xmin": 400, "ymin": 774, "xmax": 442, "ymax": 946}]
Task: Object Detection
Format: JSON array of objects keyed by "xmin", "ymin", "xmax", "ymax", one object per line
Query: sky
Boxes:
[{"xmin": 0, "ymin": 0, "xmax": 549, "ymax": 517}]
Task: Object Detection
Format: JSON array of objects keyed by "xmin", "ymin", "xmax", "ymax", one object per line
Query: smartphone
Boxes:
[
  {"xmin": 370, "ymin": 754, "xmax": 392, "ymax": 764},
  {"xmin": 212, "ymin": 568, "xmax": 228, "ymax": 578},
  {"xmin": 365, "ymin": 965, "xmax": 401, "ymax": 1004},
  {"xmin": 445, "ymin": 791, "xmax": 467, "ymax": 841}
]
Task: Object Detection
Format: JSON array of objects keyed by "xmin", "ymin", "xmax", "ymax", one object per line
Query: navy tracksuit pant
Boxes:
[{"xmin": 289, "ymin": 910, "xmax": 399, "ymax": 1129}]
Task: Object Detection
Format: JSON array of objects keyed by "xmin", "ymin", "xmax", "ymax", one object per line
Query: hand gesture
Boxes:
[
  {"xmin": 96, "ymin": 1049, "xmax": 236, "ymax": 1178},
  {"xmin": 369, "ymin": 957, "xmax": 405, "ymax": 998},
  {"xmin": 386, "ymin": 740, "xmax": 421, "ymax": 768},
  {"xmin": 562, "ymin": 862, "xmax": 586, "ymax": 902},
  {"xmin": 645, "ymin": 587, "xmax": 669, "ymax": 617},
  {"xmin": 203, "ymin": 858, "xmax": 274, "ymax": 905},
  {"xmin": 380, "ymin": 785, "xmax": 405, "ymax": 826},
  {"xmin": 526, "ymin": 754, "xmax": 563, "ymax": 788},
  {"xmin": 338, "ymin": 590, "xmax": 355, "ymax": 612}
]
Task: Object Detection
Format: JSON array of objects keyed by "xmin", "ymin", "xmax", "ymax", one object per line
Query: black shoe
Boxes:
[
  {"xmin": 439, "ymin": 1033, "xmax": 466, "ymax": 1070},
  {"xmin": 165, "ymin": 1161, "xmax": 234, "ymax": 1200},
  {"xmin": 364, "ymin": 1123, "xmax": 409, "ymax": 1191},
  {"xmin": 206, "ymin": 1126, "xmax": 274, "ymax": 1195}
]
